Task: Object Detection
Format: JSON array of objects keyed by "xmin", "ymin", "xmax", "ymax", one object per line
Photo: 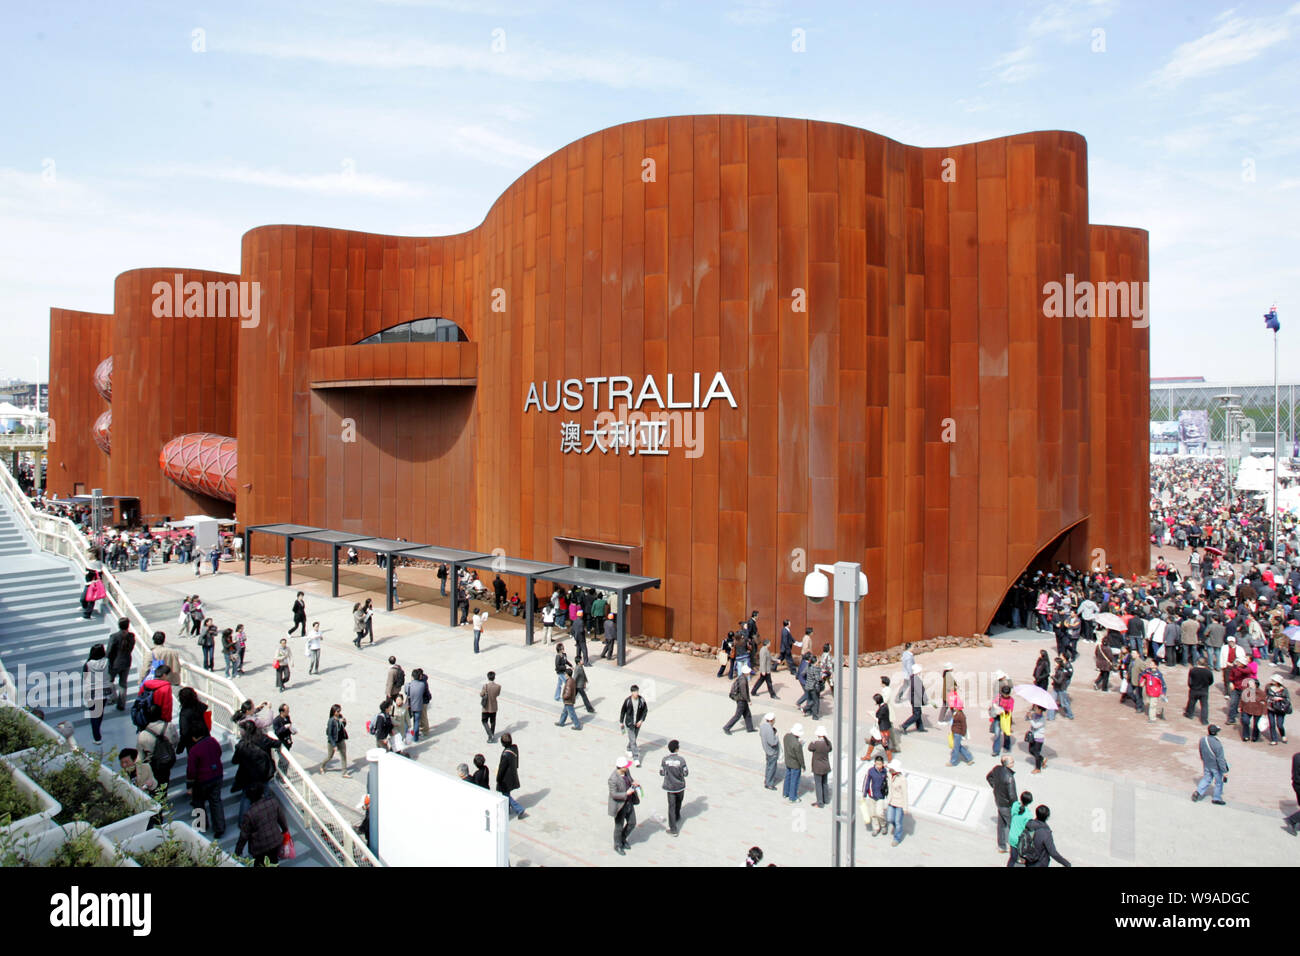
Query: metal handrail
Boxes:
[{"xmin": 0, "ymin": 466, "xmax": 380, "ymax": 866}]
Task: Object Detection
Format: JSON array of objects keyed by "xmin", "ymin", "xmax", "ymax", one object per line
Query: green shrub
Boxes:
[
  {"xmin": 0, "ymin": 762, "xmax": 39, "ymax": 826},
  {"xmin": 0, "ymin": 709, "xmax": 43, "ymax": 755},
  {"xmin": 129, "ymin": 833, "xmax": 227, "ymax": 867},
  {"xmin": 44, "ymin": 828, "xmax": 109, "ymax": 867},
  {"xmin": 22, "ymin": 749, "xmax": 136, "ymax": 829}
]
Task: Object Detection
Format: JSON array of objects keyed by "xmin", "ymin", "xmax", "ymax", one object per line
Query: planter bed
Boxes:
[
  {"xmin": 3, "ymin": 822, "xmax": 138, "ymax": 867},
  {"xmin": 0, "ymin": 703, "xmax": 68, "ymax": 757},
  {"xmin": 15, "ymin": 748, "xmax": 158, "ymax": 842},
  {"xmin": 0, "ymin": 755, "xmax": 61, "ymax": 840},
  {"xmin": 118, "ymin": 822, "xmax": 243, "ymax": 867}
]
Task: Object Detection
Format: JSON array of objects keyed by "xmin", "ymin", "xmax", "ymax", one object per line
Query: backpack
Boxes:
[
  {"xmin": 729, "ymin": 679, "xmax": 742, "ymax": 702},
  {"xmin": 1016, "ymin": 824, "xmax": 1040, "ymax": 864},
  {"xmin": 130, "ymin": 686, "xmax": 155, "ymax": 731},
  {"xmin": 146, "ymin": 728, "xmax": 176, "ymax": 782}
]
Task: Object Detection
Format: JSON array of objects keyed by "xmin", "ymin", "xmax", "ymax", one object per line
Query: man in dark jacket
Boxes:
[
  {"xmin": 1185, "ymin": 660, "xmax": 1214, "ymax": 724},
  {"xmin": 619, "ymin": 685, "xmax": 648, "ymax": 766},
  {"xmin": 601, "ymin": 613, "xmax": 617, "ymax": 660},
  {"xmin": 1192, "ymin": 724, "xmax": 1229, "ymax": 804},
  {"xmin": 659, "ymin": 740, "xmax": 688, "ymax": 836},
  {"xmin": 1020, "ymin": 805, "xmax": 1071, "ymax": 866},
  {"xmin": 496, "ymin": 733, "xmax": 525, "ymax": 818},
  {"xmin": 609, "ymin": 756, "xmax": 637, "ymax": 854},
  {"xmin": 106, "ymin": 618, "xmax": 135, "ymax": 710},
  {"xmin": 723, "ymin": 666, "xmax": 756, "ymax": 734},
  {"xmin": 899, "ymin": 667, "xmax": 927, "ymax": 733},
  {"xmin": 778, "ymin": 620, "xmax": 795, "ymax": 673},
  {"xmin": 987, "ymin": 755, "xmax": 1018, "ymax": 852}
]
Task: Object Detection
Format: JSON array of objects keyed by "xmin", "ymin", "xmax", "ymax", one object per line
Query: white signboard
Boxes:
[{"xmin": 373, "ymin": 752, "xmax": 509, "ymax": 867}]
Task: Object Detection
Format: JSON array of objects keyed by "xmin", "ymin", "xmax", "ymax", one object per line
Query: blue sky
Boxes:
[{"xmin": 2, "ymin": 0, "xmax": 1298, "ymax": 383}]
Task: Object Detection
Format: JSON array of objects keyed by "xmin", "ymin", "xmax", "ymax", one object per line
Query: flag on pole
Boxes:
[{"xmin": 1265, "ymin": 306, "xmax": 1280, "ymax": 332}]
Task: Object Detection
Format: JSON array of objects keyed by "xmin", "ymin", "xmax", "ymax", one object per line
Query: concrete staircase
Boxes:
[{"xmin": 0, "ymin": 493, "xmax": 333, "ymax": 866}]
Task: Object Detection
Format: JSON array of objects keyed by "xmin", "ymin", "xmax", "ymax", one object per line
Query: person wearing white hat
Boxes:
[
  {"xmin": 781, "ymin": 723, "xmax": 806, "ymax": 802},
  {"xmin": 723, "ymin": 664, "xmax": 756, "ymax": 734},
  {"xmin": 609, "ymin": 756, "xmax": 638, "ymax": 854},
  {"xmin": 760, "ymin": 713, "xmax": 781, "ymax": 789},
  {"xmin": 1266, "ymin": 675, "xmax": 1291, "ymax": 745},
  {"xmin": 808, "ymin": 727, "xmax": 832, "ymax": 807},
  {"xmin": 885, "ymin": 759, "xmax": 909, "ymax": 846}
]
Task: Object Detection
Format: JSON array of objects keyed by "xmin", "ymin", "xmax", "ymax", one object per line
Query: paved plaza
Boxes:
[{"xmin": 115, "ymin": 557, "xmax": 1300, "ymax": 867}]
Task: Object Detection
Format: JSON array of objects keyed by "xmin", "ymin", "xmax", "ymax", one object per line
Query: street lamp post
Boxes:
[{"xmin": 804, "ymin": 562, "xmax": 868, "ymax": 867}]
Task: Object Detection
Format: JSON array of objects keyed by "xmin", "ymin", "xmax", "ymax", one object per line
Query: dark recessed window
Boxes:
[{"xmin": 356, "ymin": 317, "xmax": 467, "ymax": 345}]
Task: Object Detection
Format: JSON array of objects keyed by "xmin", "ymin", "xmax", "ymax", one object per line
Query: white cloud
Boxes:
[
  {"xmin": 726, "ymin": 0, "xmax": 784, "ymax": 25},
  {"xmin": 1028, "ymin": 0, "xmax": 1116, "ymax": 40},
  {"xmin": 453, "ymin": 126, "xmax": 547, "ymax": 166},
  {"xmin": 1152, "ymin": 10, "xmax": 1297, "ymax": 87},
  {"xmin": 989, "ymin": 45, "xmax": 1040, "ymax": 84},
  {"xmin": 144, "ymin": 163, "xmax": 429, "ymax": 198},
  {"xmin": 218, "ymin": 32, "xmax": 692, "ymax": 90}
]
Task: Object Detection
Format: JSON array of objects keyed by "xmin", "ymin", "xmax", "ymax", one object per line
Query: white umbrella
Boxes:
[
  {"xmin": 1092, "ymin": 612, "xmax": 1126, "ymax": 632},
  {"xmin": 1012, "ymin": 684, "xmax": 1058, "ymax": 710}
]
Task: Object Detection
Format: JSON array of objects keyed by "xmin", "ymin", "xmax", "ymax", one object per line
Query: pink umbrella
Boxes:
[{"xmin": 1012, "ymin": 684, "xmax": 1058, "ymax": 710}]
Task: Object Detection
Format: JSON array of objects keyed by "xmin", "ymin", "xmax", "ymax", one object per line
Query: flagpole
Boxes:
[{"xmin": 1274, "ymin": 323, "xmax": 1280, "ymax": 563}]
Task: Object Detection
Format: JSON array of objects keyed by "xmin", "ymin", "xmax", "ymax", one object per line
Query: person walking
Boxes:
[
  {"xmin": 496, "ymin": 733, "xmax": 525, "ymax": 819},
  {"xmin": 874, "ymin": 692, "xmax": 897, "ymax": 756},
  {"xmin": 1191, "ymin": 724, "xmax": 1230, "ymax": 805},
  {"xmin": 319, "ymin": 704, "xmax": 353, "ymax": 776},
  {"xmin": 184, "ymin": 724, "xmax": 226, "ymax": 838},
  {"xmin": 288, "ymin": 591, "xmax": 307, "ymax": 637},
  {"xmin": 1004, "ymin": 790, "xmax": 1033, "ymax": 866},
  {"xmin": 199, "ymin": 620, "xmax": 216, "ymax": 672},
  {"xmin": 273, "ymin": 638, "xmax": 291, "ymax": 691},
  {"xmin": 782, "ymin": 723, "xmax": 805, "ymax": 803},
  {"xmin": 140, "ymin": 631, "xmax": 181, "ymax": 689},
  {"xmin": 553, "ymin": 644, "xmax": 570, "ymax": 701},
  {"xmin": 541, "ymin": 603, "xmax": 556, "ymax": 644},
  {"xmin": 759, "ymin": 713, "xmax": 781, "ymax": 790},
  {"xmin": 235, "ymin": 624, "xmax": 248, "ymax": 675},
  {"xmin": 219, "ymin": 627, "xmax": 237, "ymax": 679},
  {"xmin": 1094, "ymin": 638, "xmax": 1115, "ymax": 691},
  {"xmin": 601, "ymin": 612, "xmax": 617, "ymax": 660},
  {"xmin": 1266, "ymin": 674, "xmax": 1291, "ymax": 744},
  {"xmin": 660, "ymin": 739, "xmax": 688, "ymax": 836},
  {"xmin": 778, "ymin": 620, "xmax": 794, "ymax": 673},
  {"xmin": 1185, "ymin": 657, "xmax": 1213, "ymax": 724},
  {"xmin": 571, "ymin": 610, "xmax": 589, "ymax": 665},
  {"xmin": 472, "ymin": 606, "xmax": 487, "ymax": 655},
  {"xmin": 1028, "ymin": 705, "xmax": 1047, "ymax": 773},
  {"xmin": 885, "ymin": 760, "xmax": 909, "ymax": 847},
  {"xmin": 723, "ymin": 665, "xmax": 756, "ymax": 734},
  {"xmin": 800, "ymin": 655, "xmax": 824, "ymax": 720},
  {"xmin": 1033, "ymin": 650, "xmax": 1051, "ymax": 691},
  {"xmin": 235, "ymin": 784, "xmax": 290, "ymax": 867},
  {"xmin": 1017, "ymin": 805, "xmax": 1071, "ymax": 867},
  {"xmin": 897, "ymin": 643, "xmax": 915, "ymax": 703},
  {"xmin": 556, "ymin": 668, "xmax": 582, "ymax": 730},
  {"xmin": 1141, "ymin": 661, "xmax": 1167, "ymax": 722},
  {"xmin": 1050, "ymin": 656, "xmax": 1074, "ymax": 720},
  {"xmin": 808, "ymin": 727, "xmax": 832, "ymax": 808},
  {"xmin": 572, "ymin": 657, "xmax": 596, "ymax": 714},
  {"xmin": 900, "ymin": 665, "xmax": 927, "ymax": 733},
  {"xmin": 370, "ymin": 699, "xmax": 394, "ymax": 753},
  {"xmin": 306, "ymin": 623, "xmax": 322, "ymax": 674},
  {"xmin": 609, "ymin": 756, "xmax": 638, "ymax": 854},
  {"xmin": 1240, "ymin": 677, "xmax": 1266, "ymax": 742},
  {"xmin": 862, "ymin": 753, "xmax": 889, "ymax": 836},
  {"xmin": 82, "ymin": 644, "xmax": 111, "ymax": 746},
  {"xmin": 385, "ymin": 657, "xmax": 405, "ymax": 701},
  {"xmin": 106, "ymin": 619, "xmax": 135, "ymax": 711},
  {"xmin": 352, "ymin": 603, "xmax": 367, "ymax": 649},
  {"xmin": 987, "ymin": 755, "xmax": 1018, "ymax": 853},
  {"xmin": 405, "ymin": 669, "xmax": 429, "ymax": 742},
  {"xmin": 619, "ymin": 685, "xmax": 648, "ymax": 766},
  {"xmin": 948, "ymin": 703, "xmax": 974, "ymax": 765},
  {"xmin": 990, "ymin": 686, "xmax": 1015, "ymax": 756},
  {"xmin": 469, "ymin": 754, "xmax": 490, "ymax": 788},
  {"xmin": 750, "ymin": 639, "xmax": 777, "ymax": 698},
  {"xmin": 480, "ymin": 671, "xmax": 501, "ymax": 743}
]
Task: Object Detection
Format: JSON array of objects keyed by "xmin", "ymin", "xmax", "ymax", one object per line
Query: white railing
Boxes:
[{"xmin": 0, "ymin": 464, "xmax": 380, "ymax": 867}]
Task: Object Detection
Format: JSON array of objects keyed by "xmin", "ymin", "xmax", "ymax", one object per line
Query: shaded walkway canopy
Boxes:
[{"xmin": 244, "ymin": 524, "xmax": 660, "ymax": 664}]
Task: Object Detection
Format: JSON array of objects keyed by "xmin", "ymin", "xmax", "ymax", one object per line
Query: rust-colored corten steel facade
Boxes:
[
  {"xmin": 49, "ymin": 116, "xmax": 1150, "ymax": 649},
  {"xmin": 48, "ymin": 307, "xmax": 112, "ymax": 498},
  {"xmin": 107, "ymin": 268, "xmax": 240, "ymax": 521}
]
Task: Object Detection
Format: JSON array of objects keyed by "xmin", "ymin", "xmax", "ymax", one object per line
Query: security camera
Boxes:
[{"xmin": 804, "ymin": 570, "xmax": 829, "ymax": 604}]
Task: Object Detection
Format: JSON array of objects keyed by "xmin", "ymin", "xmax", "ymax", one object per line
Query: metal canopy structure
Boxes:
[
  {"xmin": 531, "ymin": 566, "xmax": 662, "ymax": 664},
  {"xmin": 243, "ymin": 524, "xmax": 661, "ymax": 664}
]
